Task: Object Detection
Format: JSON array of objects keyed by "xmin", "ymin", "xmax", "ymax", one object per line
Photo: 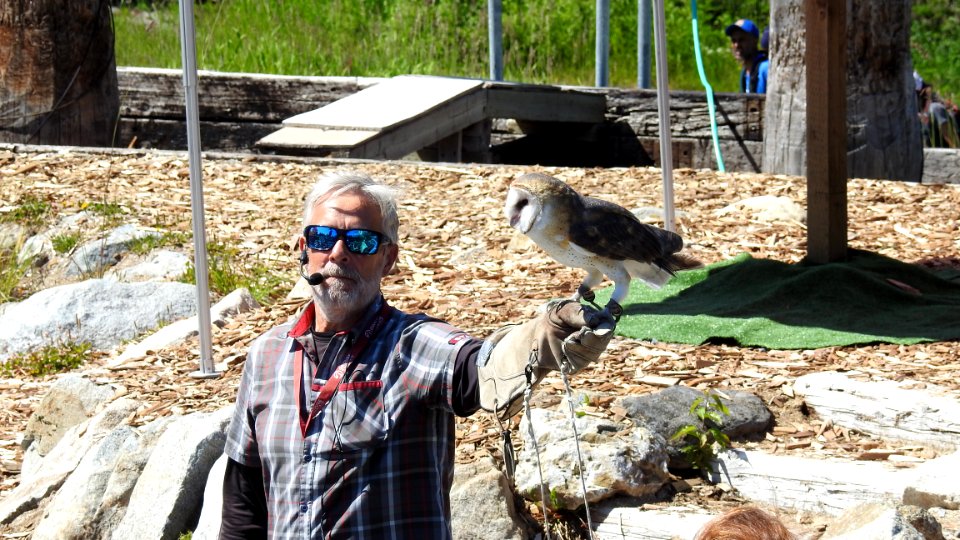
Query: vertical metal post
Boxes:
[
  {"xmin": 638, "ymin": 0, "xmax": 652, "ymax": 88},
  {"xmin": 652, "ymin": 0, "xmax": 675, "ymax": 232},
  {"xmin": 488, "ymin": 0, "xmax": 503, "ymax": 81},
  {"xmin": 595, "ymin": 0, "xmax": 610, "ymax": 87},
  {"xmin": 177, "ymin": 0, "xmax": 218, "ymax": 378}
]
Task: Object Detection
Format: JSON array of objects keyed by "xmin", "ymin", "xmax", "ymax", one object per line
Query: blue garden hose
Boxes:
[{"xmin": 690, "ymin": 0, "xmax": 726, "ymax": 172}]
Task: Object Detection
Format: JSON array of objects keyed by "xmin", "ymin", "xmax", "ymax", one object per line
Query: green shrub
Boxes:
[{"xmin": 670, "ymin": 390, "xmax": 731, "ymax": 474}]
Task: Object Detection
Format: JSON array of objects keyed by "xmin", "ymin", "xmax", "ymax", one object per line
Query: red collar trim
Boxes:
[{"xmin": 289, "ymin": 302, "xmax": 316, "ymax": 338}]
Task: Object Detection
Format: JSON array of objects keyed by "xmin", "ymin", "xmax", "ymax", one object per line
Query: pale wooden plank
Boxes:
[
  {"xmin": 256, "ymin": 126, "xmax": 378, "ymax": 150},
  {"xmin": 349, "ymin": 89, "xmax": 488, "ymax": 160},
  {"xmin": 591, "ymin": 504, "xmax": 714, "ymax": 539},
  {"xmin": 793, "ymin": 372, "xmax": 960, "ymax": 451},
  {"xmin": 709, "ymin": 449, "xmax": 906, "ymax": 516},
  {"xmin": 283, "ymin": 75, "xmax": 484, "ymax": 131}
]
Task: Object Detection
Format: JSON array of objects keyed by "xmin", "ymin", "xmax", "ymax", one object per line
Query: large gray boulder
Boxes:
[
  {"xmin": 110, "ymin": 407, "xmax": 233, "ymax": 540},
  {"xmin": 0, "ymin": 278, "xmax": 197, "ymax": 361},
  {"xmin": 617, "ymin": 385, "xmax": 773, "ymax": 468}
]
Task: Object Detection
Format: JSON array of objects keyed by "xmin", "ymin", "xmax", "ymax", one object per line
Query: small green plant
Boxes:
[
  {"xmin": 671, "ymin": 390, "xmax": 731, "ymax": 474},
  {"xmin": 127, "ymin": 230, "xmax": 189, "ymax": 255},
  {"xmin": 82, "ymin": 200, "xmax": 126, "ymax": 227},
  {"xmin": 51, "ymin": 232, "xmax": 81, "ymax": 254},
  {"xmin": 0, "ymin": 246, "xmax": 31, "ymax": 303},
  {"xmin": 549, "ymin": 487, "xmax": 561, "ymax": 509},
  {"xmin": 1, "ymin": 195, "xmax": 50, "ymax": 227},
  {"xmin": 1, "ymin": 341, "xmax": 92, "ymax": 377}
]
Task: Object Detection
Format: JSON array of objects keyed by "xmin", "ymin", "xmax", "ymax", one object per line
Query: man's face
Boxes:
[
  {"xmin": 728, "ymin": 29, "xmax": 758, "ymax": 64},
  {"xmin": 299, "ymin": 190, "xmax": 398, "ymax": 329}
]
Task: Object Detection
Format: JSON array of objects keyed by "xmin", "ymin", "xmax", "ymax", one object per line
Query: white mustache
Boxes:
[{"xmin": 321, "ymin": 266, "xmax": 363, "ymax": 281}]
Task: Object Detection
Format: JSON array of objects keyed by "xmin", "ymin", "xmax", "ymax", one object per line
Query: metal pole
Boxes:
[
  {"xmin": 595, "ymin": 0, "xmax": 610, "ymax": 87},
  {"xmin": 488, "ymin": 0, "xmax": 503, "ymax": 81},
  {"xmin": 638, "ymin": 0, "xmax": 652, "ymax": 88},
  {"xmin": 652, "ymin": 0, "xmax": 676, "ymax": 232},
  {"xmin": 177, "ymin": 0, "xmax": 218, "ymax": 378}
]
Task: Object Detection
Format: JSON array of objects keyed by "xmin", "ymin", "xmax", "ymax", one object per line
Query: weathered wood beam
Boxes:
[{"xmin": 804, "ymin": 0, "xmax": 848, "ymax": 263}]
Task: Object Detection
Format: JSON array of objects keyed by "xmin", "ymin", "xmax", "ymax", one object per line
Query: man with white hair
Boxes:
[{"xmin": 219, "ymin": 170, "xmax": 615, "ymax": 539}]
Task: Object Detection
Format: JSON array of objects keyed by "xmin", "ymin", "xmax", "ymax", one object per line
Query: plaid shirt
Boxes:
[{"xmin": 224, "ymin": 296, "xmax": 476, "ymax": 540}]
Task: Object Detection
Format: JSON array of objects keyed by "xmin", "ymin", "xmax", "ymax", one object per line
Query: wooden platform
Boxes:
[{"xmin": 255, "ymin": 75, "xmax": 606, "ymax": 160}]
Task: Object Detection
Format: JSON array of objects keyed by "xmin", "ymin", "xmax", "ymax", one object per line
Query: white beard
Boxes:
[{"xmin": 310, "ymin": 264, "xmax": 381, "ymax": 326}]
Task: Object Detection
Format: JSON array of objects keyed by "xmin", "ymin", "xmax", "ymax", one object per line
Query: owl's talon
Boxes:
[
  {"xmin": 605, "ymin": 300, "xmax": 623, "ymax": 322},
  {"xmin": 576, "ymin": 285, "xmax": 596, "ymax": 304}
]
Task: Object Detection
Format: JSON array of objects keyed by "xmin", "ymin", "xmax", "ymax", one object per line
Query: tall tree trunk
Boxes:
[
  {"xmin": 0, "ymin": 0, "xmax": 119, "ymax": 147},
  {"xmin": 763, "ymin": 0, "xmax": 922, "ymax": 182}
]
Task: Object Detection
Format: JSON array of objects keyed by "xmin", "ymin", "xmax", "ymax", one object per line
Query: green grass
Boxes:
[
  {"xmin": 181, "ymin": 241, "xmax": 290, "ymax": 305},
  {"xmin": 51, "ymin": 232, "xmax": 81, "ymax": 254},
  {"xmin": 127, "ymin": 230, "xmax": 190, "ymax": 256},
  {"xmin": 1, "ymin": 342, "xmax": 92, "ymax": 377},
  {"xmin": 0, "ymin": 195, "xmax": 50, "ymax": 228},
  {"xmin": 0, "ymin": 246, "xmax": 31, "ymax": 303},
  {"xmin": 112, "ymin": 0, "xmax": 959, "ymax": 99}
]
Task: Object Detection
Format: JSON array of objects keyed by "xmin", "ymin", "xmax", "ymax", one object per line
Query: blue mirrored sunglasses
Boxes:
[{"xmin": 303, "ymin": 225, "xmax": 389, "ymax": 255}]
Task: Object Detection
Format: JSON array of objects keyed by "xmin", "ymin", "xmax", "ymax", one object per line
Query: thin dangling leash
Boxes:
[
  {"xmin": 515, "ymin": 345, "xmax": 595, "ymax": 540},
  {"xmin": 558, "ymin": 347, "xmax": 594, "ymax": 539}
]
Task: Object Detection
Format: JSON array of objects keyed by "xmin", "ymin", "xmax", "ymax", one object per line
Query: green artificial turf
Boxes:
[{"xmin": 592, "ymin": 249, "xmax": 960, "ymax": 349}]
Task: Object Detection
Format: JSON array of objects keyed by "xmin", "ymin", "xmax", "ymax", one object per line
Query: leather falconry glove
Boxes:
[{"xmin": 476, "ymin": 299, "xmax": 616, "ymax": 419}]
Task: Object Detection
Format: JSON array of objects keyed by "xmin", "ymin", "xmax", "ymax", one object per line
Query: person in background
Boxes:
[
  {"xmin": 725, "ymin": 18, "xmax": 769, "ymax": 94},
  {"xmin": 695, "ymin": 506, "xmax": 797, "ymax": 540},
  {"xmin": 219, "ymin": 170, "xmax": 615, "ymax": 539},
  {"xmin": 916, "ymin": 71, "xmax": 960, "ymax": 148}
]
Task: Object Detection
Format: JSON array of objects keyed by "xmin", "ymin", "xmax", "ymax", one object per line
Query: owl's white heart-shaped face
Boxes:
[{"xmin": 504, "ymin": 187, "xmax": 542, "ymax": 234}]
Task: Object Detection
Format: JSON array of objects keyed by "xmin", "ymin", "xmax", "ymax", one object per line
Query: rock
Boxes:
[
  {"xmin": 617, "ymin": 385, "xmax": 773, "ymax": 468},
  {"xmin": 0, "ymin": 222, "xmax": 28, "ymax": 251},
  {"xmin": 0, "ymin": 279, "xmax": 197, "ymax": 361},
  {"xmin": 514, "ymin": 407, "xmax": 669, "ymax": 510},
  {"xmin": 65, "ymin": 224, "xmax": 160, "ymax": 277},
  {"xmin": 110, "ymin": 287, "xmax": 259, "ymax": 367},
  {"xmin": 110, "ymin": 406, "xmax": 233, "ymax": 540},
  {"xmin": 191, "ymin": 454, "xmax": 227, "ymax": 540},
  {"xmin": 903, "ymin": 451, "xmax": 960, "ymax": 511},
  {"xmin": 30, "ymin": 425, "xmax": 138, "ymax": 540},
  {"xmin": 0, "ymin": 398, "xmax": 139, "ymax": 526},
  {"xmin": 22, "ymin": 374, "xmax": 120, "ymax": 458},
  {"xmin": 104, "ymin": 249, "xmax": 191, "ymax": 282},
  {"xmin": 820, "ymin": 502, "xmax": 939, "ymax": 540},
  {"xmin": 451, "ymin": 457, "xmax": 529, "ymax": 540}
]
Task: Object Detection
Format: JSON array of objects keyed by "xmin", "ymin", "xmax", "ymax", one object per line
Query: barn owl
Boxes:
[{"xmin": 504, "ymin": 172, "xmax": 700, "ymax": 320}]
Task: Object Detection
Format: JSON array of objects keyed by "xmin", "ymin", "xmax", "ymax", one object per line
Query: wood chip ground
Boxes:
[{"xmin": 1, "ymin": 149, "xmax": 958, "ymax": 533}]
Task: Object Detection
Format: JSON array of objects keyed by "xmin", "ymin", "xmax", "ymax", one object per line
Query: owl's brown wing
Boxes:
[{"xmin": 570, "ymin": 195, "xmax": 684, "ymax": 269}]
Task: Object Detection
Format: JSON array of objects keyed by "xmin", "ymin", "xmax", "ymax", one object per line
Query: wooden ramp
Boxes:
[{"xmin": 256, "ymin": 75, "xmax": 606, "ymax": 160}]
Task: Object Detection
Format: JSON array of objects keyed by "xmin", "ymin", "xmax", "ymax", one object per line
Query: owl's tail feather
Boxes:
[{"xmin": 660, "ymin": 252, "xmax": 704, "ymax": 274}]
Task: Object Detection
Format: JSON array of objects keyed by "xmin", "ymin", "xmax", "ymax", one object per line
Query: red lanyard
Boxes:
[{"xmin": 293, "ymin": 301, "xmax": 392, "ymax": 438}]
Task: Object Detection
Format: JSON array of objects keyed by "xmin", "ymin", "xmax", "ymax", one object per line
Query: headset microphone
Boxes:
[{"xmin": 298, "ymin": 249, "xmax": 325, "ymax": 286}]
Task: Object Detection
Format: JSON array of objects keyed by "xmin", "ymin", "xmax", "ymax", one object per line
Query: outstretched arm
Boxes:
[{"xmin": 475, "ymin": 300, "xmax": 615, "ymax": 419}]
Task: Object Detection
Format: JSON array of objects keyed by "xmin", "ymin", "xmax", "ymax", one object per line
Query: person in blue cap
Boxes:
[{"xmin": 725, "ymin": 18, "xmax": 769, "ymax": 94}]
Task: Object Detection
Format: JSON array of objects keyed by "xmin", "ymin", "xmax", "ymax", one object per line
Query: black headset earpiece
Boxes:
[{"xmin": 299, "ymin": 249, "xmax": 309, "ymax": 265}]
